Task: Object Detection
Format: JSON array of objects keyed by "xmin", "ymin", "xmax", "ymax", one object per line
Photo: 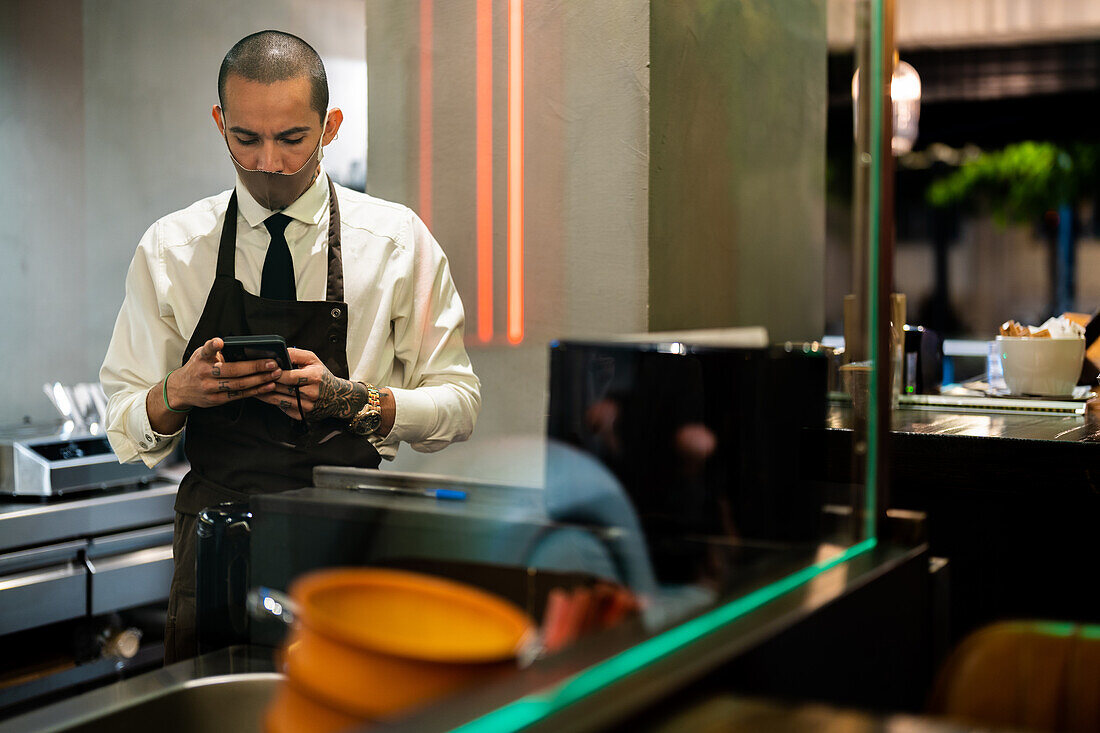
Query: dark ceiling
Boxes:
[{"xmin": 827, "ymin": 39, "xmax": 1100, "ymax": 150}]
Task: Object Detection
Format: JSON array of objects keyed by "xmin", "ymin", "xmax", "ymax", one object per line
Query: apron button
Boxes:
[{"xmin": 331, "ymin": 308, "xmax": 341, "ymax": 319}]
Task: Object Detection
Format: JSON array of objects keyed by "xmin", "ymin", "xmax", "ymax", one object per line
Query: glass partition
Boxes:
[
  {"xmin": 0, "ymin": 0, "xmax": 890, "ymax": 729},
  {"xmin": 351, "ymin": 0, "xmax": 890, "ymax": 728}
]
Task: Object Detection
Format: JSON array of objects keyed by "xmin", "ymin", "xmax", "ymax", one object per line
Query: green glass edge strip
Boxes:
[
  {"xmin": 864, "ymin": 0, "xmax": 884, "ymax": 543},
  {"xmin": 451, "ymin": 538, "xmax": 878, "ymax": 733}
]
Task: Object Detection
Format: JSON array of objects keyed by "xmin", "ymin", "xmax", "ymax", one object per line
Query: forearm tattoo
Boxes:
[{"xmin": 308, "ymin": 372, "xmax": 368, "ymax": 421}]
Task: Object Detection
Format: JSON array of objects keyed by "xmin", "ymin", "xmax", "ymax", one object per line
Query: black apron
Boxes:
[
  {"xmin": 176, "ymin": 179, "xmax": 381, "ymax": 514},
  {"xmin": 165, "ymin": 180, "xmax": 380, "ymax": 662}
]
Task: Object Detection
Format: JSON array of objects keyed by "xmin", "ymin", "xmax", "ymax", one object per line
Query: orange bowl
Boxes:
[{"xmin": 278, "ymin": 568, "xmax": 535, "ymax": 718}]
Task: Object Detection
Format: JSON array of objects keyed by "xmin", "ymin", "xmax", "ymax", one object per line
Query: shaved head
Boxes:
[{"xmin": 218, "ymin": 30, "xmax": 328, "ymax": 119}]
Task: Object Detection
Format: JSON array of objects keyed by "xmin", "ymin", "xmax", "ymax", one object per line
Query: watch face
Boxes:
[
  {"xmin": 350, "ymin": 407, "xmax": 382, "ymax": 436},
  {"xmin": 363, "ymin": 410, "xmax": 382, "ymax": 432}
]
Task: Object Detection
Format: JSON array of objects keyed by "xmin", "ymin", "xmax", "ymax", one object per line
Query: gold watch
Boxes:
[{"xmin": 348, "ymin": 383, "xmax": 382, "ymax": 436}]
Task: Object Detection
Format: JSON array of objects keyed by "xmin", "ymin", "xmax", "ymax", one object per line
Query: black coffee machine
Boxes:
[{"xmin": 545, "ymin": 338, "xmax": 829, "ymax": 582}]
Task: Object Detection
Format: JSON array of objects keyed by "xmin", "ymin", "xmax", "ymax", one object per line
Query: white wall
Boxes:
[
  {"xmin": 0, "ymin": 1, "xmax": 87, "ymax": 426},
  {"xmin": 0, "ymin": 0, "xmax": 366, "ymax": 426}
]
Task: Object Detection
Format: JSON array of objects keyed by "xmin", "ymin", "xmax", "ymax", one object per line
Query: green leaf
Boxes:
[{"xmin": 925, "ymin": 141, "xmax": 1100, "ymax": 223}]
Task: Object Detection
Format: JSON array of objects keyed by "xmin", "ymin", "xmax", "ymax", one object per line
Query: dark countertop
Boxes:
[
  {"xmin": 820, "ymin": 403, "xmax": 1100, "ymax": 635},
  {"xmin": 818, "ymin": 404, "xmax": 1100, "ymax": 500},
  {"xmin": 829, "ymin": 404, "xmax": 1100, "ymax": 443}
]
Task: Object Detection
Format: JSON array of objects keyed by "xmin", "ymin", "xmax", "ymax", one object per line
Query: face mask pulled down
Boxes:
[{"xmin": 222, "ymin": 112, "xmax": 328, "ymax": 211}]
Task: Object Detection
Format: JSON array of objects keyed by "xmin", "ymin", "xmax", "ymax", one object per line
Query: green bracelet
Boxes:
[{"xmin": 163, "ymin": 369, "xmax": 191, "ymax": 414}]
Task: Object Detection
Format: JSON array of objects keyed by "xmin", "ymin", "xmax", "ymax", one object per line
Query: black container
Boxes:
[
  {"xmin": 902, "ymin": 325, "xmax": 943, "ymax": 395},
  {"xmin": 195, "ymin": 502, "xmax": 252, "ymax": 654}
]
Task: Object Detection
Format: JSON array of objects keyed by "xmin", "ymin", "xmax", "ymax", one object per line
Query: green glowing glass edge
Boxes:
[
  {"xmin": 865, "ymin": 0, "xmax": 884, "ymax": 545},
  {"xmin": 452, "ymin": 539, "xmax": 877, "ymax": 733},
  {"xmin": 1033, "ymin": 621, "xmax": 1076, "ymax": 638}
]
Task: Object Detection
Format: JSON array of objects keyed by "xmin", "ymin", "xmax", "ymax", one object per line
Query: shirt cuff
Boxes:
[
  {"xmin": 126, "ymin": 391, "xmax": 185, "ymax": 453},
  {"xmin": 384, "ymin": 387, "xmax": 438, "ymax": 445}
]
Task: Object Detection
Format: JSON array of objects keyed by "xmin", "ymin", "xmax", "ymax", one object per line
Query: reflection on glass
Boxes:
[{"xmin": 535, "ymin": 337, "xmax": 881, "ymax": 643}]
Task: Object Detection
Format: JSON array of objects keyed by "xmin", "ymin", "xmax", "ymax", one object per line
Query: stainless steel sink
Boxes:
[{"xmin": 0, "ymin": 647, "xmax": 280, "ymax": 733}]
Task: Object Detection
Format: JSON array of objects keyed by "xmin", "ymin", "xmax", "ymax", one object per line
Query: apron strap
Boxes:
[
  {"xmin": 325, "ymin": 178, "xmax": 344, "ymax": 302},
  {"xmin": 216, "ymin": 191, "xmax": 239, "ymax": 279}
]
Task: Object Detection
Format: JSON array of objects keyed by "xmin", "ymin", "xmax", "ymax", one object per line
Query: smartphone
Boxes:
[{"xmin": 220, "ymin": 335, "xmax": 293, "ymax": 371}]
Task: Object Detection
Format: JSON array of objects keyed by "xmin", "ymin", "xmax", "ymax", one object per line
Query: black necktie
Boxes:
[{"xmin": 261, "ymin": 214, "xmax": 296, "ymax": 300}]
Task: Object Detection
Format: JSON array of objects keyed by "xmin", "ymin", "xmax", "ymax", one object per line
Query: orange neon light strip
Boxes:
[
  {"xmin": 507, "ymin": 0, "xmax": 524, "ymax": 344},
  {"xmin": 419, "ymin": 0, "xmax": 433, "ymax": 230},
  {"xmin": 476, "ymin": 0, "xmax": 494, "ymax": 342}
]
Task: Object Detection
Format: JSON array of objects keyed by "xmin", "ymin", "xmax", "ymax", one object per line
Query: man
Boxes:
[{"xmin": 100, "ymin": 30, "xmax": 480, "ymax": 663}]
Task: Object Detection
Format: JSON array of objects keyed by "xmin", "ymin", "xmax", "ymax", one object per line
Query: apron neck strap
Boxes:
[
  {"xmin": 325, "ymin": 177, "xmax": 344, "ymax": 302},
  {"xmin": 215, "ymin": 182, "xmax": 345, "ymax": 303},
  {"xmin": 216, "ymin": 191, "xmax": 239, "ymax": 279}
]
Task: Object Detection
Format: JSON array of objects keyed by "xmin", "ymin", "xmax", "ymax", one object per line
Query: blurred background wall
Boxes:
[
  {"xmin": 366, "ymin": 0, "xmax": 652, "ymax": 483},
  {"xmin": 368, "ymin": 0, "xmax": 828, "ymax": 483},
  {"xmin": 648, "ymin": 0, "xmax": 826, "ymax": 339},
  {"xmin": 0, "ymin": 0, "xmax": 366, "ymax": 426}
]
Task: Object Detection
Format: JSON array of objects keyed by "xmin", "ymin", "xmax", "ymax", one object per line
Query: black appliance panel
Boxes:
[{"xmin": 546, "ymin": 341, "xmax": 828, "ymax": 580}]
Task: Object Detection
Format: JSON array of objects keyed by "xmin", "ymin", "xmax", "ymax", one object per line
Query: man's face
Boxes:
[{"xmin": 215, "ymin": 73, "xmax": 326, "ymax": 174}]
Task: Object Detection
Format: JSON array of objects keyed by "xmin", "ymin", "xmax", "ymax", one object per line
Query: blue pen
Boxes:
[{"xmin": 350, "ymin": 484, "xmax": 467, "ymax": 501}]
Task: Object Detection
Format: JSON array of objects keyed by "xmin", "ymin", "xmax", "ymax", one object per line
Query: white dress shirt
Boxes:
[{"xmin": 100, "ymin": 168, "xmax": 480, "ymax": 467}]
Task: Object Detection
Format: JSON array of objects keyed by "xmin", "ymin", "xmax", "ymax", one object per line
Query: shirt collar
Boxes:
[{"xmin": 234, "ymin": 166, "xmax": 330, "ymax": 229}]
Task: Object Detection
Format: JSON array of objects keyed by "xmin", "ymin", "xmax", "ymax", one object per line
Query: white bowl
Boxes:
[{"xmin": 996, "ymin": 336, "xmax": 1085, "ymax": 396}]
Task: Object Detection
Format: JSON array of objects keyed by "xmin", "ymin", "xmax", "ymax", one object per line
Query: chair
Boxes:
[{"xmin": 929, "ymin": 620, "xmax": 1100, "ymax": 732}]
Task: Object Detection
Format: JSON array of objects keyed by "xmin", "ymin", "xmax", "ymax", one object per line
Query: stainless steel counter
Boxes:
[
  {"xmin": 0, "ymin": 481, "xmax": 177, "ymax": 638},
  {"xmin": 0, "ymin": 481, "xmax": 177, "ymax": 553},
  {"xmin": 0, "ymin": 646, "xmax": 277, "ymax": 733},
  {"xmin": 0, "ymin": 479, "xmax": 179, "ymax": 712}
]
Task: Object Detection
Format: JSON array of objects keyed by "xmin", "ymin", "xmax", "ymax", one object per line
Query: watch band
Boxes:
[{"xmin": 348, "ymin": 382, "xmax": 383, "ymax": 436}]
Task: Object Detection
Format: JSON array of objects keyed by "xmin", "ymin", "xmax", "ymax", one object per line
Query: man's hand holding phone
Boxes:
[
  {"xmin": 254, "ymin": 347, "xmax": 395, "ymax": 437},
  {"xmin": 168, "ymin": 337, "xmax": 283, "ymax": 409},
  {"xmin": 146, "ymin": 336, "xmax": 283, "ymax": 435},
  {"xmin": 254, "ymin": 347, "xmax": 350, "ymax": 421}
]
